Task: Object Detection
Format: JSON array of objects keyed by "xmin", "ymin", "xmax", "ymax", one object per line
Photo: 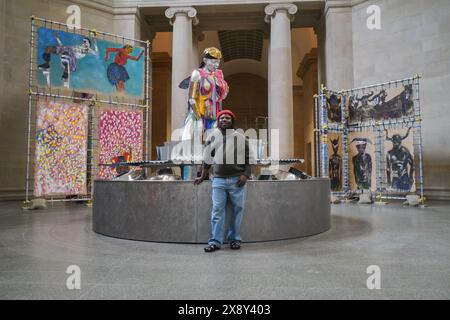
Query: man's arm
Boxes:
[
  {"xmin": 194, "ymin": 137, "xmax": 213, "ymax": 185},
  {"xmin": 194, "ymin": 164, "xmax": 210, "ymax": 185},
  {"xmin": 236, "ymin": 137, "xmax": 251, "ymax": 187}
]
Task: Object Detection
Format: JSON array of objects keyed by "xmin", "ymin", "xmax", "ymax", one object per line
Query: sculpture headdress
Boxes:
[{"xmin": 202, "ymin": 47, "xmax": 222, "ymax": 60}]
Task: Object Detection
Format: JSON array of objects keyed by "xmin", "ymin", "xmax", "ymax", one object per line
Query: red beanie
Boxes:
[{"xmin": 217, "ymin": 109, "xmax": 236, "ymax": 121}]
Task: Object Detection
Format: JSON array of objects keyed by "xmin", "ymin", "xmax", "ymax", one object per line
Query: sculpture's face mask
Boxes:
[{"xmin": 203, "ymin": 58, "xmax": 220, "ymax": 72}]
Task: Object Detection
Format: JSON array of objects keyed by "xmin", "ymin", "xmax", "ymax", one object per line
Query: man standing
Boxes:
[{"xmin": 194, "ymin": 110, "xmax": 252, "ymax": 253}]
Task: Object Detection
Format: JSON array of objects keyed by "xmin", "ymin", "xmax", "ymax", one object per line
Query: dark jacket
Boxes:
[{"xmin": 203, "ymin": 129, "xmax": 253, "ymax": 178}]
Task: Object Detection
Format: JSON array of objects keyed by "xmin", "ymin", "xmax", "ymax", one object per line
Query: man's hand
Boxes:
[
  {"xmin": 194, "ymin": 176, "xmax": 204, "ymax": 185},
  {"xmin": 236, "ymin": 175, "xmax": 248, "ymax": 187}
]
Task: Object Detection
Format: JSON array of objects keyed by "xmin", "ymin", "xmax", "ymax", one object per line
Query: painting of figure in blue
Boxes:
[{"xmin": 36, "ymin": 27, "xmax": 145, "ymax": 98}]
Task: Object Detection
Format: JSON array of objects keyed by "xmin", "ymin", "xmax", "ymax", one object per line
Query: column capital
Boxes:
[
  {"xmin": 165, "ymin": 7, "xmax": 199, "ymax": 26},
  {"xmin": 264, "ymin": 3, "xmax": 298, "ymax": 23}
]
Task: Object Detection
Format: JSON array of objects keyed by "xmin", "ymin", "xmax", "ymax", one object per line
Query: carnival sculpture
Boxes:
[{"xmin": 179, "ymin": 47, "xmax": 229, "ymax": 142}]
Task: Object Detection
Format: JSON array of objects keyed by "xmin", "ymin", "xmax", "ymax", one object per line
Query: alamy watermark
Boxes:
[
  {"xmin": 66, "ymin": 5, "xmax": 81, "ymax": 30},
  {"xmin": 66, "ymin": 265, "xmax": 81, "ymax": 290},
  {"xmin": 170, "ymin": 128, "xmax": 282, "ymax": 170},
  {"xmin": 366, "ymin": 5, "xmax": 381, "ymax": 30},
  {"xmin": 366, "ymin": 265, "xmax": 381, "ymax": 290}
]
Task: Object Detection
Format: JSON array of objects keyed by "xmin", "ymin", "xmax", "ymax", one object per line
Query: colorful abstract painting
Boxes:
[
  {"xmin": 97, "ymin": 108, "xmax": 143, "ymax": 179},
  {"xmin": 36, "ymin": 27, "xmax": 145, "ymax": 98},
  {"xmin": 34, "ymin": 101, "xmax": 88, "ymax": 197}
]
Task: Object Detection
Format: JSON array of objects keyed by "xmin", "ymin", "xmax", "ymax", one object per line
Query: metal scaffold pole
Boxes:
[{"xmin": 413, "ymin": 75, "xmax": 425, "ymax": 206}]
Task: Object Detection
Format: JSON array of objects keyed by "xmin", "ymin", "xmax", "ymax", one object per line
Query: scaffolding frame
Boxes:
[
  {"xmin": 315, "ymin": 75, "xmax": 424, "ymax": 203},
  {"xmin": 25, "ymin": 16, "xmax": 151, "ymax": 203}
]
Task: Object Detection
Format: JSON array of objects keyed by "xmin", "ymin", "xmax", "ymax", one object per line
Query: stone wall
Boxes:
[{"xmin": 350, "ymin": 0, "xmax": 450, "ymax": 199}]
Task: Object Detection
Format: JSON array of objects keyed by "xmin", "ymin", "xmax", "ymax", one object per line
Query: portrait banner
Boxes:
[
  {"xmin": 34, "ymin": 100, "xmax": 88, "ymax": 197},
  {"xmin": 326, "ymin": 93, "xmax": 342, "ymax": 123},
  {"xmin": 97, "ymin": 108, "xmax": 143, "ymax": 180},
  {"xmin": 36, "ymin": 27, "xmax": 145, "ymax": 98},
  {"xmin": 348, "ymin": 131, "xmax": 377, "ymax": 192},
  {"xmin": 328, "ymin": 133, "xmax": 343, "ymax": 191},
  {"xmin": 383, "ymin": 127, "xmax": 415, "ymax": 193}
]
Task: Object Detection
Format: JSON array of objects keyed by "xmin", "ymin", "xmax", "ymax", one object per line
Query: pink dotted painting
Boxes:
[{"xmin": 97, "ymin": 108, "xmax": 143, "ymax": 179}]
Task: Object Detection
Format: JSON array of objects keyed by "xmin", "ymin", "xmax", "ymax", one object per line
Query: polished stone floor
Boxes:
[{"xmin": 0, "ymin": 200, "xmax": 449, "ymax": 300}]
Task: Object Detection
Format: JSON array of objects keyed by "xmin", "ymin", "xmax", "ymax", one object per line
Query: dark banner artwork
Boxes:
[
  {"xmin": 326, "ymin": 93, "xmax": 342, "ymax": 123},
  {"xmin": 384, "ymin": 127, "xmax": 415, "ymax": 193},
  {"xmin": 348, "ymin": 131, "xmax": 376, "ymax": 192},
  {"xmin": 347, "ymin": 85, "xmax": 414, "ymax": 123},
  {"xmin": 327, "ymin": 133, "xmax": 342, "ymax": 191}
]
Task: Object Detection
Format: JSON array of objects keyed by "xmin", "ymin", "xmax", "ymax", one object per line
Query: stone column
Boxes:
[
  {"xmin": 265, "ymin": 3, "xmax": 297, "ymax": 159},
  {"xmin": 324, "ymin": 0, "xmax": 354, "ymax": 90},
  {"xmin": 314, "ymin": 16, "xmax": 326, "ymax": 90},
  {"xmin": 165, "ymin": 7, "xmax": 198, "ymax": 135}
]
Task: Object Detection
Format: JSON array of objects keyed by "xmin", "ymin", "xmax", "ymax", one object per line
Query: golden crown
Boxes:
[{"xmin": 202, "ymin": 47, "xmax": 222, "ymax": 59}]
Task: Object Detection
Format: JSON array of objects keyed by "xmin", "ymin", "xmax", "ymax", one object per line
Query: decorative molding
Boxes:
[
  {"xmin": 111, "ymin": 1, "xmax": 322, "ymax": 9},
  {"xmin": 165, "ymin": 7, "xmax": 199, "ymax": 26},
  {"xmin": 264, "ymin": 3, "xmax": 298, "ymax": 23},
  {"xmin": 297, "ymin": 48, "xmax": 318, "ymax": 80}
]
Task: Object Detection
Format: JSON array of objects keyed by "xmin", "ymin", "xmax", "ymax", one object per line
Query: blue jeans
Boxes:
[{"xmin": 208, "ymin": 176, "xmax": 247, "ymax": 247}]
